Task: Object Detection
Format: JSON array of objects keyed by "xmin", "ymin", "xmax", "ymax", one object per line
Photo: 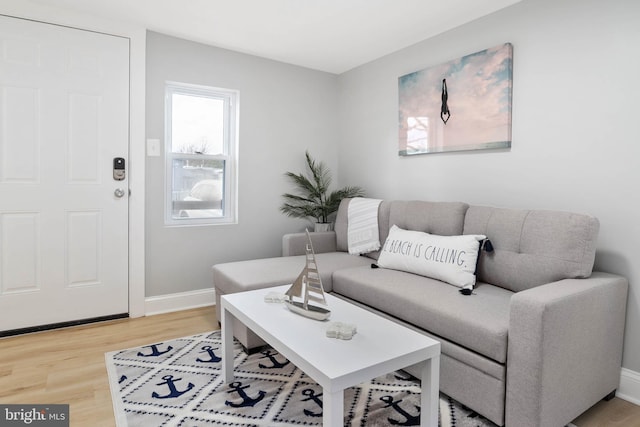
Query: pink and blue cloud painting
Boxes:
[{"xmin": 398, "ymin": 43, "xmax": 513, "ymax": 155}]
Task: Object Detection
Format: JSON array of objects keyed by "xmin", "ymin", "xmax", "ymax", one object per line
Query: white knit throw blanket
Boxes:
[{"xmin": 347, "ymin": 198, "xmax": 383, "ymax": 254}]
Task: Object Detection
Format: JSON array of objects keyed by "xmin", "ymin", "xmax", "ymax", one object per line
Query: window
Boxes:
[{"xmin": 165, "ymin": 82, "xmax": 238, "ymax": 225}]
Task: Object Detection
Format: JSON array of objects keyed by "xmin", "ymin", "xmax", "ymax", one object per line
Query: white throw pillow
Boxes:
[{"xmin": 377, "ymin": 225, "xmax": 486, "ymax": 289}]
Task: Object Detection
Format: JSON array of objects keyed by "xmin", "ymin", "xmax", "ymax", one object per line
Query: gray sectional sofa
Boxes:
[{"xmin": 212, "ymin": 199, "xmax": 628, "ymax": 426}]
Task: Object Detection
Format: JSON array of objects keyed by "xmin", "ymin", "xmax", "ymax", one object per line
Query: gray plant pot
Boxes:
[{"xmin": 314, "ymin": 222, "xmax": 334, "ymax": 232}]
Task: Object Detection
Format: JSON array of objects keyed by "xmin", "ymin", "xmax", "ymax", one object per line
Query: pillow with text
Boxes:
[{"xmin": 377, "ymin": 225, "xmax": 486, "ymax": 289}]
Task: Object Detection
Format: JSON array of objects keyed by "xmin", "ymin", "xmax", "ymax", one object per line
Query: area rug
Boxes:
[{"xmin": 106, "ymin": 331, "xmax": 498, "ymax": 426}]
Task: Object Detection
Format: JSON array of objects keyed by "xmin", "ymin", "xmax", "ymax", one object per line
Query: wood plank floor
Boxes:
[{"xmin": 0, "ymin": 306, "xmax": 638, "ymax": 426}]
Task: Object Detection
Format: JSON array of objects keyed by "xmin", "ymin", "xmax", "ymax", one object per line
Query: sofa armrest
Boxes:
[
  {"xmin": 282, "ymin": 231, "xmax": 337, "ymax": 256},
  {"xmin": 506, "ymin": 272, "xmax": 628, "ymax": 427}
]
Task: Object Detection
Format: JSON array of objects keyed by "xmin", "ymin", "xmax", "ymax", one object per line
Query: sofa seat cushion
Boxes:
[
  {"xmin": 332, "ymin": 266, "xmax": 512, "ymax": 363},
  {"xmin": 213, "ymin": 252, "xmax": 372, "ymax": 295}
]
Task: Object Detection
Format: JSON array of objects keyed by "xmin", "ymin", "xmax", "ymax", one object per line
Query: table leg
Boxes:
[
  {"xmin": 221, "ymin": 301, "xmax": 235, "ymax": 383},
  {"xmin": 420, "ymin": 354, "xmax": 440, "ymax": 427},
  {"xmin": 323, "ymin": 388, "xmax": 343, "ymax": 427}
]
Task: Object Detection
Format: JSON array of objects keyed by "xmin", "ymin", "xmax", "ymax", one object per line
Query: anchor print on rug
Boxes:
[
  {"xmin": 274, "ymin": 380, "xmax": 360, "ymax": 425},
  {"xmin": 137, "ymin": 343, "xmax": 174, "ymax": 358},
  {"xmin": 122, "ymin": 369, "xmax": 211, "ymax": 409},
  {"xmin": 196, "ymin": 345, "xmax": 222, "ymax": 364},
  {"xmin": 113, "ymin": 338, "xmax": 194, "ymax": 364},
  {"xmin": 258, "ymin": 350, "xmax": 290, "ymax": 369},
  {"xmin": 152, "ymin": 375, "xmax": 195, "ymax": 399},
  {"xmin": 301, "ymin": 389, "xmax": 323, "ymax": 417},
  {"xmin": 380, "ymin": 395, "xmax": 420, "ymax": 426},
  {"xmin": 195, "ymin": 376, "xmax": 286, "ymax": 419},
  {"xmin": 170, "ymin": 336, "xmax": 238, "ymax": 369},
  {"xmin": 359, "ymin": 388, "xmax": 421, "ymax": 427},
  {"xmin": 225, "ymin": 381, "xmax": 267, "ymax": 407},
  {"xmin": 236, "ymin": 348, "xmax": 297, "ymax": 377}
]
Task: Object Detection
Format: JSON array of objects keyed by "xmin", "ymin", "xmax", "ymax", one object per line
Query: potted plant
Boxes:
[{"xmin": 280, "ymin": 151, "xmax": 365, "ymax": 231}]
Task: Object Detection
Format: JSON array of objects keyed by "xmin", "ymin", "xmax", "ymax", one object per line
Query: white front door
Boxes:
[{"xmin": 0, "ymin": 15, "xmax": 130, "ymax": 331}]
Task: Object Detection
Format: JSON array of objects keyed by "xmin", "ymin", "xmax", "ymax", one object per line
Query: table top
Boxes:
[{"xmin": 221, "ymin": 285, "xmax": 440, "ymax": 391}]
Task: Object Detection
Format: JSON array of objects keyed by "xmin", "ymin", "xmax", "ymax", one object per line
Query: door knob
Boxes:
[{"xmin": 114, "ymin": 188, "xmax": 126, "ymax": 198}]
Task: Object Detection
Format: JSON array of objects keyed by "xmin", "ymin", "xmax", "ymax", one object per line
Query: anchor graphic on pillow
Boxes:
[{"xmin": 151, "ymin": 375, "xmax": 194, "ymax": 399}]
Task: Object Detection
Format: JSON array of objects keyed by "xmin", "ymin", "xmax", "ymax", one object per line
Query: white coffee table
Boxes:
[{"xmin": 221, "ymin": 285, "xmax": 440, "ymax": 426}]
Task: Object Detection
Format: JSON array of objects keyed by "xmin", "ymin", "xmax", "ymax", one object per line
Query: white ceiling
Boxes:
[{"xmin": 29, "ymin": 0, "xmax": 521, "ymax": 74}]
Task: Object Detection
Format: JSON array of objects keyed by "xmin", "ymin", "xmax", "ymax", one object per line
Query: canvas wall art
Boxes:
[{"xmin": 398, "ymin": 43, "xmax": 513, "ymax": 156}]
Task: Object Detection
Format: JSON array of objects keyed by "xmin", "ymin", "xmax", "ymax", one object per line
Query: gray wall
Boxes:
[
  {"xmin": 146, "ymin": 0, "xmax": 640, "ymax": 373},
  {"xmin": 145, "ymin": 31, "xmax": 339, "ymax": 297},
  {"xmin": 336, "ymin": 0, "xmax": 640, "ymax": 372}
]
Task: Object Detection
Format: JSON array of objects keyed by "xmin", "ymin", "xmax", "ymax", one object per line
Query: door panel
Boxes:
[
  {"xmin": 1, "ymin": 212, "xmax": 39, "ymax": 294},
  {"xmin": 0, "ymin": 15, "xmax": 130, "ymax": 331}
]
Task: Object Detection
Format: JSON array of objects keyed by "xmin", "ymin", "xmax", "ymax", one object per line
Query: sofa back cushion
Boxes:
[
  {"xmin": 463, "ymin": 205, "xmax": 599, "ymax": 292},
  {"xmin": 335, "ymin": 199, "xmax": 469, "ymax": 260}
]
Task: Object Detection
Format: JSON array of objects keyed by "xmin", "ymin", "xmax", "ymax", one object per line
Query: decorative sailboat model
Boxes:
[{"xmin": 284, "ymin": 230, "xmax": 331, "ymax": 321}]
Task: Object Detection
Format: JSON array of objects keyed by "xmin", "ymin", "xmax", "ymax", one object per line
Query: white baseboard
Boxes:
[
  {"xmin": 618, "ymin": 367, "xmax": 640, "ymax": 405},
  {"xmin": 145, "ymin": 288, "xmax": 216, "ymax": 316}
]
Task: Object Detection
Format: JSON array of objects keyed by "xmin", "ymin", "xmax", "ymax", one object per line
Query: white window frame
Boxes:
[{"xmin": 164, "ymin": 81, "xmax": 239, "ymax": 226}]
